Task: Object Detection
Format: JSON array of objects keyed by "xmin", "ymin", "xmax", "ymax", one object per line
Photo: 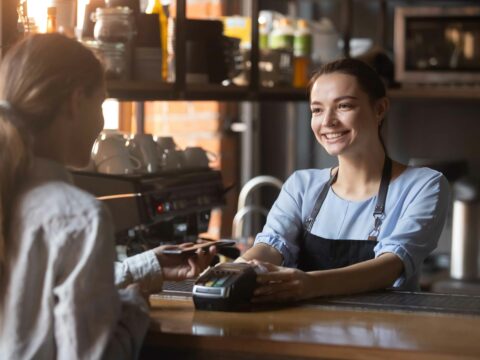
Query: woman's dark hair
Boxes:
[{"xmin": 309, "ymin": 58, "xmax": 386, "ymax": 103}]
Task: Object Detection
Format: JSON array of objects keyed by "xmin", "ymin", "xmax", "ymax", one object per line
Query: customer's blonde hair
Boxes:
[{"xmin": 0, "ymin": 34, "xmax": 103, "ymax": 265}]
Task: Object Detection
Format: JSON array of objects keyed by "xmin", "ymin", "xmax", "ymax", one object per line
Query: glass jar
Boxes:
[
  {"xmin": 91, "ymin": 7, "xmax": 134, "ymax": 43},
  {"xmin": 83, "ymin": 40, "xmax": 127, "ymax": 79}
]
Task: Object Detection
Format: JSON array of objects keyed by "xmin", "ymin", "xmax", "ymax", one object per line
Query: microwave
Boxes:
[{"xmin": 394, "ymin": 6, "xmax": 480, "ymax": 84}]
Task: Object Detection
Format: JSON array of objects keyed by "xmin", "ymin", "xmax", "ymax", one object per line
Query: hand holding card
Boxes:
[{"xmin": 159, "ymin": 239, "xmax": 236, "ymax": 255}]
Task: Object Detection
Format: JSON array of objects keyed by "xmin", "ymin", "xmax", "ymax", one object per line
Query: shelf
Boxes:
[
  {"xmin": 107, "ymin": 81, "xmax": 176, "ymax": 101},
  {"xmin": 258, "ymin": 87, "xmax": 309, "ymax": 101},
  {"xmin": 388, "ymin": 86, "xmax": 480, "ymax": 101},
  {"xmin": 107, "ymin": 80, "xmax": 480, "ymax": 103},
  {"xmin": 106, "ymin": 81, "xmax": 309, "ymax": 102}
]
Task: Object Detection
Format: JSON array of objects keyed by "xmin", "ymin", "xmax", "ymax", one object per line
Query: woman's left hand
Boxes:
[
  {"xmin": 251, "ymin": 261, "xmax": 317, "ymax": 303},
  {"xmin": 153, "ymin": 243, "xmax": 216, "ymax": 282}
]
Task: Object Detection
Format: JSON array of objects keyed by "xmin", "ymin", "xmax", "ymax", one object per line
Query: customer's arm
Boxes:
[{"xmin": 115, "ymin": 250, "xmax": 164, "ymax": 293}]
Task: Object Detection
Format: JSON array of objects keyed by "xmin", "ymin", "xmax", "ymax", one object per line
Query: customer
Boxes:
[
  {"xmin": 240, "ymin": 58, "xmax": 449, "ymax": 302},
  {"xmin": 0, "ymin": 33, "xmax": 214, "ymax": 359}
]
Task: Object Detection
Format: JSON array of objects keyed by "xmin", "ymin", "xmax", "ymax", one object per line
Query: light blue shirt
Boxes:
[{"xmin": 254, "ymin": 166, "xmax": 450, "ymax": 291}]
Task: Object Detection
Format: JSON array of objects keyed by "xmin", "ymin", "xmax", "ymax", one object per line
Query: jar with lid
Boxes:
[
  {"xmin": 83, "ymin": 40, "xmax": 127, "ymax": 79},
  {"xmin": 91, "ymin": 7, "xmax": 134, "ymax": 43}
]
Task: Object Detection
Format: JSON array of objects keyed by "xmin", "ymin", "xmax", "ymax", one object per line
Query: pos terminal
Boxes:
[{"xmin": 193, "ymin": 263, "xmax": 262, "ymax": 311}]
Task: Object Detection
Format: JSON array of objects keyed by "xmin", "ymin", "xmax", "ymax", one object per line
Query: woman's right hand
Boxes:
[{"xmin": 248, "ymin": 260, "xmax": 317, "ymax": 303}]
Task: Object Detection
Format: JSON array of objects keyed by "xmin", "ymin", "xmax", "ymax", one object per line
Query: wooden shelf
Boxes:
[
  {"xmin": 388, "ymin": 86, "xmax": 480, "ymax": 100},
  {"xmin": 107, "ymin": 81, "xmax": 176, "ymax": 101},
  {"xmin": 106, "ymin": 81, "xmax": 309, "ymax": 102},
  {"xmin": 258, "ymin": 87, "xmax": 309, "ymax": 101},
  {"xmin": 107, "ymin": 80, "xmax": 480, "ymax": 103}
]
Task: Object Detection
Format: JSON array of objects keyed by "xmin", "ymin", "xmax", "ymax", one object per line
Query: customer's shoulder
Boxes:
[{"xmin": 20, "ymin": 180, "xmax": 102, "ymax": 219}]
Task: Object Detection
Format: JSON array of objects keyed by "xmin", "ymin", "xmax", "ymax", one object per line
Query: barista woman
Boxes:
[
  {"xmin": 240, "ymin": 58, "xmax": 449, "ymax": 302},
  {"xmin": 0, "ymin": 34, "xmax": 214, "ymax": 359}
]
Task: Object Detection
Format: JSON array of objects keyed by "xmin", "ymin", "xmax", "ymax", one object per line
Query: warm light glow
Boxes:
[
  {"xmin": 77, "ymin": 0, "xmax": 90, "ymax": 36},
  {"xmin": 26, "ymin": 0, "xmax": 48, "ymax": 33},
  {"xmin": 102, "ymin": 99, "xmax": 120, "ymax": 130},
  {"xmin": 27, "ymin": 0, "xmax": 79, "ymax": 35}
]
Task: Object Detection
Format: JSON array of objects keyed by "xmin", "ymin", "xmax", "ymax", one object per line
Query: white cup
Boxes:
[
  {"xmin": 96, "ymin": 155, "xmax": 141, "ymax": 175},
  {"xmin": 156, "ymin": 136, "xmax": 177, "ymax": 154},
  {"xmin": 128, "ymin": 134, "xmax": 159, "ymax": 173},
  {"xmin": 183, "ymin": 147, "xmax": 216, "ymax": 169},
  {"xmin": 92, "ymin": 136, "xmax": 141, "ymax": 175},
  {"xmin": 161, "ymin": 149, "xmax": 185, "ymax": 171}
]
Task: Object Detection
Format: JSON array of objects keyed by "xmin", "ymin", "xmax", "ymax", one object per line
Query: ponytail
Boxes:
[{"xmin": 0, "ymin": 111, "xmax": 30, "ymax": 265}]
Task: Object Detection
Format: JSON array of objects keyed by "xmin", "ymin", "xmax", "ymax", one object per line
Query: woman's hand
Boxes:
[
  {"xmin": 153, "ymin": 243, "xmax": 216, "ymax": 282},
  {"xmin": 251, "ymin": 261, "xmax": 317, "ymax": 303}
]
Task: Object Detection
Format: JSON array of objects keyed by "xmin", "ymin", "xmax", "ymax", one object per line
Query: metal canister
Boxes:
[{"xmin": 451, "ymin": 178, "xmax": 480, "ymax": 280}]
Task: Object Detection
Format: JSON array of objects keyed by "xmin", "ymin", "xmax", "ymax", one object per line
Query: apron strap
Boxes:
[
  {"xmin": 304, "ymin": 157, "xmax": 392, "ymax": 238},
  {"xmin": 304, "ymin": 168, "xmax": 338, "ymax": 232},
  {"xmin": 368, "ymin": 157, "xmax": 392, "ymax": 240},
  {"xmin": 374, "ymin": 157, "xmax": 392, "ymax": 216}
]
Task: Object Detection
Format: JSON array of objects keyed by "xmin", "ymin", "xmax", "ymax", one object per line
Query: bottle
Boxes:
[
  {"xmin": 146, "ymin": 0, "xmax": 168, "ymax": 81},
  {"xmin": 268, "ymin": 18, "xmax": 294, "ymax": 51},
  {"xmin": 259, "ymin": 21, "xmax": 268, "ymax": 50},
  {"xmin": 46, "ymin": 6, "xmax": 57, "ymax": 33},
  {"xmin": 293, "ymin": 19, "xmax": 312, "ymax": 88}
]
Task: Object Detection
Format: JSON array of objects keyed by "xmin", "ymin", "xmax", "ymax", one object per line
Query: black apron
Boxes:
[{"xmin": 297, "ymin": 158, "xmax": 392, "ymax": 272}]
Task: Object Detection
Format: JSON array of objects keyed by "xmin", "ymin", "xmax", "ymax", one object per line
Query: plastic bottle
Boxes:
[
  {"xmin": 268, "ymin": 18, "xmax": 294, "ymax": 51},
  {"xmin": 146, "ymin": 0, "xmax": 168, "ymax": 81},
  {"xmin": 46, "ymin": 6, "xmax": 57, "ymax": 33},
  {"xmin": 293, "ymin": 19, "xmax": 312, "ymax": 88},
  {"xmin": 259, "ymin": 22, "xmax": 268, "ymax": 50}
]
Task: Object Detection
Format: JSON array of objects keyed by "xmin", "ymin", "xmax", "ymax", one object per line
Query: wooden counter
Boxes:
[{"xmin": 142, "ymin": 295, "xmax": 480, "ymax": 360}]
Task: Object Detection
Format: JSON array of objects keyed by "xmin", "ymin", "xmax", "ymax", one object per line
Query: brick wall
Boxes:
[{"xmin": 142, "ymin": 101, "xmax": 238, "ymax": 240}]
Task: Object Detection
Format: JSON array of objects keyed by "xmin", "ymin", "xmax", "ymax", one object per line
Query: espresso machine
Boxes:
[{"xmin": 71, "ymin": 168, "xmax": 225, "ymax": 256}]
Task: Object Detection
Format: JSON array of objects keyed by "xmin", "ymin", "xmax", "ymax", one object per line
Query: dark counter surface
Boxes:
[{"xmin": 143, "ymin": 291, "xmax": 480, "ymax": 360}]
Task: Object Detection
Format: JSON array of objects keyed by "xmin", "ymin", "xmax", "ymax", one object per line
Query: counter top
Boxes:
[{"xmin": 142, "ymin": 293, "xmax": 480, "ymax": 360}]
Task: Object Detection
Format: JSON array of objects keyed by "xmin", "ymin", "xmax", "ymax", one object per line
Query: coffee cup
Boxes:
[
  {"xmin": 96, "ymin": 154, "xmax": 142, "ymax": 175},
  {"xmin": 92, "ymin": 136, "xmax": 141, "ymax": 174},
  {"xmin": 156, "ymin": 136, "xmax": 177, "ymax": 154},
  {"xmin": 128, "ymin": 133, "xmax": 159, "ymax": 173},
  {"xmin": 183, "ymin": 146, "xmax": 216, "ymax": 169},
  {"xmin": 100, "ymin": 129, "xmax": 128, "ymax": 140},
  {"xmin": 161, "ymin": 149, "xmax": 185, "ymax": 171}
]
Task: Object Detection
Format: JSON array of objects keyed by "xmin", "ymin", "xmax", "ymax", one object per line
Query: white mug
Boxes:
[
  {"xmin": 96, "ymin": 155, "xmax": 142, "ymax": 175},
  {"xmin": 161, "ymin": 149, "xmax": 185, "ymax": 171},
  {"xmin": 156, "ymin": 136, "xmax": 177, "ymax": 154},
  {"xmin": 128, "ymin": 134, "xmax": 159, "ymax": 173},
  {"xmin": 92, "ymin": 136, "xmax": 141, "ymax": 175},
  {"xmin": 183, "ymin": 146, "xmax": 216, "ymax": 169}
]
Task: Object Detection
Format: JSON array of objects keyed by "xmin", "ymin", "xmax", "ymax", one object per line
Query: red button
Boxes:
[{"xmin": 156, "ymin": 204, "xmax": 164, "ymax": 213}]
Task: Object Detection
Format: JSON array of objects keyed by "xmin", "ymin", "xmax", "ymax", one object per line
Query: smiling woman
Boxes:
[{"xmin": 239, "ymin": 58, "xmax": 450, "ymax": 304}]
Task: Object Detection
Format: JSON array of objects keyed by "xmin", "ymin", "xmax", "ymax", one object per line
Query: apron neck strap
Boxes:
[{"xmin": 304, "ymin": 157, "xmax": 392, "ymax": 234}]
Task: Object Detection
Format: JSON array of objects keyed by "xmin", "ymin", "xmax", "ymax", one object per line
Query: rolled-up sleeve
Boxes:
[
  {"xmin": 375, "ymin": 173, "xmax": 450, "ymax": 288},
  {"xmin": 115, "ymin": 250, "xmax": 163, "ymax": 293},
  {"xmin": 254, "ymin": 173, "xmax": 304, "ymax": 266}
]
